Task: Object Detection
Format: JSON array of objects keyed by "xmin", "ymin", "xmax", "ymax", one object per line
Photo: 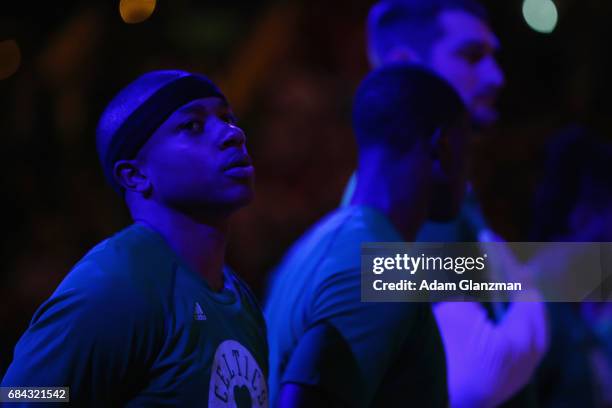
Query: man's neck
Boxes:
[
  {"xmin": 350, "ymin": 166, "xmax": 428, "ymax": 241},
  {"xmin": 133, "ymin": 202, "xmax": 229, "ymax": 291}
]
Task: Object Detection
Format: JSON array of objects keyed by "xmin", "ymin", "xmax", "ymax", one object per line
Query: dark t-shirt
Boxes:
[
  {"xmin": 2, "ymin": 224, "xmax": 268, "ymax": 407},
  {"xmin": 265, "ymin": 206, "xmax": 447, "ymax": 407}
]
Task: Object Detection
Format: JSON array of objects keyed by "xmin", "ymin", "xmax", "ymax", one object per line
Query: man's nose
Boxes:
[
  {"xmin": 220, "ymin": 124, "xmax": 246, "ymax": 149},
  {"xmin": 483, "ymin": 57, "xmax": 505, "ymax": 89}
]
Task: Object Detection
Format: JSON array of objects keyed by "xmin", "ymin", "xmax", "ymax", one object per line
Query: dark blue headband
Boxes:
[{"xmin": 103, "ymin": 74, "xmax": 227, "ymax": 193}]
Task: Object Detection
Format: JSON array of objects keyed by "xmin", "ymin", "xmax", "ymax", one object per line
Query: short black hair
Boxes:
[
  {"xmin": 352, "ymin": 63, "xmax": 465, "ymax": 153},
  {"xmin": 368, "ymin": 0, "xmax": 489, "ymax": 63}
]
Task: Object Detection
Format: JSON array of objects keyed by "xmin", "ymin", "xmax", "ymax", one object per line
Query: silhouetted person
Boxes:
[{"xmin": 266, "ymin": 64, "xmax": 469, "ymax": 407}]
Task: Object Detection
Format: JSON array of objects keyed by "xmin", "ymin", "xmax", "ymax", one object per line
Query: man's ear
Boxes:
[
  {"xmin": 113, "ymin": 160, "xmax": 152, "ymax": 196},
  {"xmin": 428, "ymin": 127, "xmax": 462, "ymax": 222},
  {"xmin": 430, "ymin": 127, "xmax": 453, "ymax": 179}
]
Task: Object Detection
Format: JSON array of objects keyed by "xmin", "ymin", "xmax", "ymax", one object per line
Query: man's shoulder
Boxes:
[
  {"xmin": 56, "ymin": 225, "xmax": 176, "ymax": 304},
  {"xmin": 268, "ymin": 206, "xmax": 401, "ymax": 301},
  {"xmin": 325, "ymin": 205, "xmax": 398, "ymax": 239},
  {"xmin": 302, "ymin": 206, "xmax": 401, "ymax": 270},
  {"xmin": 270, "ymin": 208, "xmax": 360, "ymax": 281}
]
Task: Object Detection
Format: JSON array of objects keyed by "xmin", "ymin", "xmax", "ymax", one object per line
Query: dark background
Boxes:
[{"xmin": 1, "ymin": 0, "xmax": 611, "ymax": 375}]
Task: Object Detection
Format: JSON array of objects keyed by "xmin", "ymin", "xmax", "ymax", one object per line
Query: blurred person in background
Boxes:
[
  {"xmin": 2, "ymin": 70, "xmax": 268, "ymax": 407},
  {"xmin": 530, "ymin": 126, "xmax": 612, "ymax": 408},
  {"xmin": 266, "ymin": 64, "xmax": 469, "ymax": 407},
  {"xmin": 342, "ymin": 0, "xmax": 505, "ymax": 229},
  {"xmin": 342, "ymin": 1, "xmax": 549, "ymax": 406}
]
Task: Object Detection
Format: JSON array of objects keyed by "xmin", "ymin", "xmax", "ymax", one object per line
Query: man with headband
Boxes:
[{"xmin": 2, "ymin": 70, "xmax": 269, "ymax": 407}]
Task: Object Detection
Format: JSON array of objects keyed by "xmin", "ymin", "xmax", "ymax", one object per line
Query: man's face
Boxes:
[
  {"xmin": 427, "ymin": 10, "xmax": 505, "ymax": 127},
  {"xmin": 136, "ymin": 97, "xmax": 254, "ymax": 214}
]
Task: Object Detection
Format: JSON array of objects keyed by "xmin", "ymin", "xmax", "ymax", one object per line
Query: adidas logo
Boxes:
[{"xmin": 194, "ymin": 302, "xmax": 207, "ymax": 321}]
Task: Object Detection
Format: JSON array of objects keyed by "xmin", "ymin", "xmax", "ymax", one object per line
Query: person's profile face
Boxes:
[
  {"xmin": 136, "ymin": 97, "xmax": 254, "ymax": 212},
  {"xmin": 427, "ymin": 10, "xmax": 505, "ymax": 127}
]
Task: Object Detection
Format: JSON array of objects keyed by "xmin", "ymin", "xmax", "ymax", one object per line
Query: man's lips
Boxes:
[
  {"xmin": 223, "ymin": 153, "xmax": 254, "ymax": 178},
  {"xmin": 222, "ymin": 153, "xmax": 252, "ymax": 170},
  {"xmin": 224, "ymin": 165, "xmax": 254, "ymax": 179},
  {"xmin": 474, "ymin": 89, "xmax": 501, "ymax": 107}
]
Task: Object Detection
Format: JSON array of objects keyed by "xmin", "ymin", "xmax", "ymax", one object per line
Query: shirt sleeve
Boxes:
[
  {"xmin": 285, "ymin": 267, "xmax": 437, "ymax": 407},
  {"xmin": 1, "ymin": 261, "xmax": 160, "ymax": 406},
  {"xmin": 434, "ymin": 295, "xmax": 549, "ymax": 408}
]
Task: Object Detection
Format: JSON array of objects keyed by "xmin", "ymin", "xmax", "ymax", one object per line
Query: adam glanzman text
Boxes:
[{"xmin": 370, "ymin": 253, "xmax": 523, "ymax": 293}]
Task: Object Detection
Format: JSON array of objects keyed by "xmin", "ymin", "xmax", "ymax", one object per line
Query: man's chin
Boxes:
[
  {"xmin": 471, "ymin": 107, "xmax": 499, "ymax": 129},
  {"xmin": 229, "ymin": 189, "xmax": 255, "ymax": 210},
  {"xmin": 235, "ymin": 194, "xmax": 254, "ymax": 209}
]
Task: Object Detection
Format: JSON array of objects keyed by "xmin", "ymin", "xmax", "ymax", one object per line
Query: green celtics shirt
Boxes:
[
  {"xmin": 2, "ymin": 223, "xmax": 268, "ymax": 407},
  {"xmin": 265, "ymin": 205, "xmax": 447, "ymax": 407}
]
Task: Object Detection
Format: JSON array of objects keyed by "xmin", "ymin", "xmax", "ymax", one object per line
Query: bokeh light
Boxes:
[
  {"xmin": 119, "ymin": 0, "xmax": 156, "ymax": 24},
  {"xmin": 522, "ymin": 0, "xmax": 558, "ymax": 34},
  {"xmin": 0, "ymin": 40, "xmax": 21, "ymax": 80}
]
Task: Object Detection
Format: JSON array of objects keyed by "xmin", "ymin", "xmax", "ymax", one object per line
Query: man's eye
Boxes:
[
  {"xmin": 459, "ymin": 49, "xmax": 485, "ymax": 65},
  {"xmin": 179, "ymin": 120, "xmax": 204, "ymax": 133},
  {"xmin": 222, "ymin": 114, "xmax": 238, "ymax": 125}
]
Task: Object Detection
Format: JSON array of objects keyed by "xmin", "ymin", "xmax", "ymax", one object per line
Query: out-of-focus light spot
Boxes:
[
  {"xmin": 522, "ymin": 0, "xmax": 558, "ymax": 34},
  {"xmin": 119, "ymin": 0, "xmax": 156, "ymax": 24},
  {"xmin": 0, "ymin": 40, "xmax": 21, "ymax": 80}
]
